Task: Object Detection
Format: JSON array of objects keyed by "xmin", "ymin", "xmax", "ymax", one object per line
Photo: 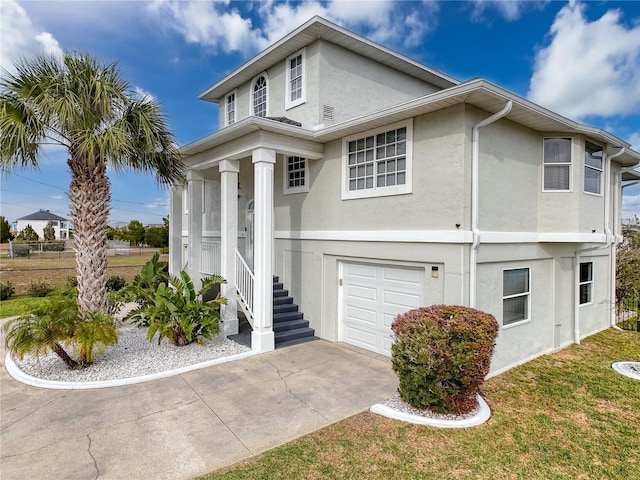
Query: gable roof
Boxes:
[
  {"xmin": 17, "ymin": 209, "xmax": 67, "ymax": 222},
  {"xmin": 199, "ymin": 16, "xmax": 459, "ymax": 103},
  {"xmin": 183, "ymin": 78, "xmax": 640, "ymax": 168}
]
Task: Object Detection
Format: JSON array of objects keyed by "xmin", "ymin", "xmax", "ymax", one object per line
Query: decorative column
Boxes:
[
  {"xmin": 251, "ymin": 148, "xmax": 275, "ymax": 353},
  {"xmin": 187, "ymin": 170, "xmax": 204, "ymax": 289},
  {"xmin": 168, "ymin": 185, "xmax": 183, "ymax": 276},
  {"xmin": 219, "ymin": 159, "xmax": 239, "ymax": 336}
]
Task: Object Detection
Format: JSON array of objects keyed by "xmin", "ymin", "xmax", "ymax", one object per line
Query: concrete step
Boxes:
[
  {"xmin": 274, "ymin": 327, "xmax": 316, "ymax": 345},
  {"xmin": 275, "ymin": 335, "xmax": 319, "ymax": 349},
  {"xmin": 273, "ymin": 288, "xmax": 289, "ymax": 298},
  {"xmin": 273, "ymin": 318, "xmax": 309, "ymax": 333},
  {"xmin": 273, "ymin": 296, "xmax": 294, "ymax": 306},
  {"xmin": 273, "ymin": 303, "xmax": 298, "ymax": 314},
  {"xmin": 274, "ymin": 311, "xmax": 304, "ymax": 323}
]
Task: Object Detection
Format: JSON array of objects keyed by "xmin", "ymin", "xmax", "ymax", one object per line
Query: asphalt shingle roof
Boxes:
[{"xmin": 17, "ymin": 209, "xmax": 67, "ymax": 222}]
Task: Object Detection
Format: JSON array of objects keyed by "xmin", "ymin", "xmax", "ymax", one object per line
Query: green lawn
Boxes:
[{"xmin": 199, "ymin": 329, "xmax": 639, "ymax": 480}]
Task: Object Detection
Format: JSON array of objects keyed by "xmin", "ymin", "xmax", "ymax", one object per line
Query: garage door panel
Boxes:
[
  {"xmin": 341, "ymin": 262, "xmax": 426, "ymax": 356},
  {"xmin": 345, "ymin": 304, "xmax": 377, "ymax": 326},
  {"xmin": 345, "ymin": 284, "xmax": 377, "ymax": 301},
  {"xmin": 383, "ymin": 290, "xmax": 422, "ymax": 309},
  {"xmin": 382, "ymin": 266, "xmax": 423, "ymax": 287},
  {"xmin": 344, "ymin": 325, "xmax": 378, "ymax": 351},
  {"xmin": 345, "ymin": 263, "xmax": 378, "ymax": 280}
]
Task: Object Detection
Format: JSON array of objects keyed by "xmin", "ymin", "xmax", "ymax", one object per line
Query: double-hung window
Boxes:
[
  {"xmin": 252, "ymin": 74, "xmax": 268, "ymax": 117},
  {"xmin": 584, "ymin": 141, "xmax": 603, "ymax": 195},
  {"xmin": 342, "ymin": 121, "xmax": 412, "ymax": 199},
  {"xmin": 285, "ymin": 50, "xmax": 305, "ymax": 109},
  {"xmin": 543, "ymin": 138, "xmax": 572, "ymax": 191},
  {"xmin": 225, "ymin": 90, "xmax": 236, "ymax": 126},
  {"xmin": 503, "ymin": 268, "xmax": 530, "ymax": 326},
  {"xmin": 579, "ymin": 262, "xmax": 593, "ymax": 305},
  {"xmin": 283, "ymin": 156, "xmax": 309, "ymax": 194}
]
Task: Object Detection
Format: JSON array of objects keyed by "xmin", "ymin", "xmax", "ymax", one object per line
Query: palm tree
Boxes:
[{"xmin": 0, "ymin": 53, "xmax": 184, "ymax": 316}]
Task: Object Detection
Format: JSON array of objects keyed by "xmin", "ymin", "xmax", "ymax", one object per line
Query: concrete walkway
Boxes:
[{"xmin": 0, "ymin": 340, "xmax": 397, "ymax": 480}]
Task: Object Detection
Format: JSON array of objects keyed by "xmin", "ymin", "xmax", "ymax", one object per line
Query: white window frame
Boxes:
[
  {"xmin": 285, "ymin": 49, "xmax": 306, "ymax": 110},
  {"xmin": 543, "ymin": 137, "xmax": 572, "ymax": 192},
  {"xmin": 502, "ymin": 267, "xmax": 531, "ymax": 328},
  {"xmin": 283, "ymin": 156, "xmax": 309, "ymax": 195},
  {"xmin": 250, "ymin": 72, "xmax": 269, "ymax": 117},
  {"xmin": 224, "ymin": 89, "xmax": 237, "ymax": 126},
  {"xmin": 584, "ymin": 141, "xmax": 603, "ymax": 196},
  {"xmin": 341, "ymin": 120, "xmax": 413, "ymax": 200},
  {"xmin": 579, "ymin": 261, "xmax": 593, "ymax": 306}
]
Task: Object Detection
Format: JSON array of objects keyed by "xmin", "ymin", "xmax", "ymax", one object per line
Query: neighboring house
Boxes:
[
  {"xmin": 16, "ymin": 209, "xmax": 70, "ymax": 240},
  {"xmin": 170, "ymin": 17, "xmax": 640, "ymax": 375}
]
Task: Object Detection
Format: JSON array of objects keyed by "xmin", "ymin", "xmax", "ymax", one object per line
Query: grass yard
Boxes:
[
  {"xmin": 199, "ymin": 329, "xmax": 640, "ymax": 480},
  {"xmin": 0, "ymin": 250, "xmax": 164, "ymax": 297}
]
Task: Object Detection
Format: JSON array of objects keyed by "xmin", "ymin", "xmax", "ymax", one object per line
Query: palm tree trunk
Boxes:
[
  {"xmin": 52, "ymin": 342, "xmax": 79, "ymax": 370},
  {"xmin": 68, "ymin": 158, "xmax": 111, "ymax": 316}
]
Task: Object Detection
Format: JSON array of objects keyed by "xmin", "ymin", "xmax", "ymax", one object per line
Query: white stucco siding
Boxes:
[
  {"xmin": 577, "ymin": 253, "xmax": 612, "ymax": 338},
  {"xmin": 476, "ymin": 256, "xmax": 555, "ymax": 375},
  {"xmin": 273, "ymin": 106, "xmax": 467, "ymax": 233},
  {"xmin": 317, "ymin": 40, "xmax": 441, "ymax": 125},
  {"xmin": 472, "ymin": 109, "xmax": 541, "ymax": 232},
  {"xmin": 274, "ymin": 239, "xmax": 461, "ymax": 342}
]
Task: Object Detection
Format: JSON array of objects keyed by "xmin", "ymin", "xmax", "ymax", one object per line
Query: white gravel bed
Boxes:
[
  {"xmin": 12, "ymin": 323, "xmax": 251, "ymax": 383},
  {"xmin": 381, "ymin": 393, "xmax": 480, "ymax": 420}
]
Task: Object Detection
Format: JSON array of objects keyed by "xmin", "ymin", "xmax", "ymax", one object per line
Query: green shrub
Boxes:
[
  {"xmin": 391, "ymin": 305, "xmax": 499, "ymax": 415},
  {"xmin": 28, "ymin": 282, "xmax": 54, "ymax": 298},
  {"xmin": 127, "ymin": 272, "xmax": 226, "ymax": 346},
  {"xmin": 106, "ymin": 275, "xmax": 126, "ymax": 292},
  {"xmin": 42, "ymin": 241, "xmax": 66, "ymax": 252},
  {"xmin": 0, "ymin": 281, "xmax": 15, "ymax": 301},
  {"xmin": 159, "ymin": 246, "xmax": 169, "ymax": 254},
  {"xmin": 66, "ymin": 276, "xmax": 78, "ymax": 287},
  {"xmin": 12, "ymin": 243, "xmax": 31, "ymax": 257}
]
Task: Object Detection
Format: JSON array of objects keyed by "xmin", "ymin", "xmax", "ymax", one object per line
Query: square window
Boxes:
[
  {"xmin": 284, "ymin": 156, "xmax": 309, "ymax": 195},
  {"xmin": 503, "ymin": 268, "xmax": 530, "ymax": 326}
]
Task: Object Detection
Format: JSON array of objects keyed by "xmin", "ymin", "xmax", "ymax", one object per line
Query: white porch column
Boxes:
[
  {"xmin": 251, "ymin": 148, "xmax": 276, "ymax": 353},
  {"xmin": 168, "ymin": 185, "xmax": 183, "ymax": 276},
  {"xmin": 219, "ymin": 159, "xmax": 239, "ymax": 336},
  {"xmin": 187, "ymin": 170, "xmax": 204, "ymax": 288}
]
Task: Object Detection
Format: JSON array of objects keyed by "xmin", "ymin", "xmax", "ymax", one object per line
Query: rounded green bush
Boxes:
[{"xmin": 391, "ymin": 305, "xmax": 499, "ymax": 415}]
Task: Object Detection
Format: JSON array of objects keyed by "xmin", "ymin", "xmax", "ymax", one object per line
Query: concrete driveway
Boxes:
[{"xmin": 0, "ymin": 339, "xmax": 397, "ymax": 480}]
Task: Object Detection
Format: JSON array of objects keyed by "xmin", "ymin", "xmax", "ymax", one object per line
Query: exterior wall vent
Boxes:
[{"xmin": 323, "ymin": 105, "xmax": 334, "ymax": 124}]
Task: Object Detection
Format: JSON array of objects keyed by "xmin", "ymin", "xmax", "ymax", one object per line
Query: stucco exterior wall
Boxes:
[{"xmin": 317, "ymin": 41, "xmax": 440, "ymax": 124}]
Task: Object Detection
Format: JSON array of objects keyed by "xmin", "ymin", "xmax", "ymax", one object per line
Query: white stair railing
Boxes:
[{"xmin": 235, "ymin": 249, "xmax": 254, "ymax": 323}]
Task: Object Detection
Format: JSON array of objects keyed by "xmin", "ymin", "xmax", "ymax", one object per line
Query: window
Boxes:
[
  {"xmin": 285, "ymin": 50, "xmax": 305, "ymax": 109},
  {"xmin": 584, "ymin": 141, "xmax": 603, "ymax": 195},
  {"xmin": 543, "ymin": 138, "xmax": 572, "ymax": 191},
  {"xmin": 342, "ymin": 121, "xmax": 412, "ymax": 200},
  {"xmin": 251, "ymin": 74, "xmax": 268, "ymax": 117},
  {"xmin": 225, "ymin": 90, "xmax": 236, "ymax": 126},
  {"xmin": 503, "ymin": 268, "xmax": 530, "ymax": 326},
  {"xmin": 579, "ymin": 262, "xmax": 593, "ymax": 305},
  {"xmin": 283, "ymin": 156, "xmax": 309, "ymax": 194}
]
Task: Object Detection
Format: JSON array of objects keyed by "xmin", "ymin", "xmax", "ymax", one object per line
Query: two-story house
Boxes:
[
  {"xmin": 16, "ymin": 209, "xmax": 70, "ymax": 240},
  {"xmin": 170, "ymin": 17, "xmax": 640, "ymax": 375}
]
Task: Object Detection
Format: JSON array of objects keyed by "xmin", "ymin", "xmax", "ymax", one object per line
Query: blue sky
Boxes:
[{"xmin": 1, "ymin": 0, "xmax": 639, "ymax": 226}]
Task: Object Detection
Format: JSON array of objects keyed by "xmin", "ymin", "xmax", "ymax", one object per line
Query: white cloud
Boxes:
[
  {"xmin": 133, "ymin": 86, "xmax": 156, "ymax": 102},
  {"xmin": 0, "ymin": 0, "xmax": 63, "ymax": 73},
  {"xmin": 628, "ymin": 133, "xmax": 640, "ymax": 152},
  {"xmin": 149, "ymin": 0, "xmax": 438, "ymax": 55},
  {"xmin": 528, "ymin": 1, "xmax": 640, "ymax": 120},
  {"xmin": 471, "ymin": 0, "xmax": 547, "ymax": 22}
]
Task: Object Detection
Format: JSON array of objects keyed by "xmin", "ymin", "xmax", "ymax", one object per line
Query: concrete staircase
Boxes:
[{"xmin": 273, "ymin": 276, "xmax": 317, "ymax": 348}]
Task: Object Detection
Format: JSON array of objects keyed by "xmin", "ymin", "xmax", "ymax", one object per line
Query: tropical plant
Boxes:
[
  {"xmin": 28, "ymin": 281, "xmax": 53, "ymax": 297},
  {"xmin": 16, "ymin": 224, "xmax": 39, "ymax": 241},
  {"xmin": 2, "ymin": 292, "xmax": 117, "ymax": 369},
  {"xmin": 127, "ymin": 272, "xmax": 227, "ymax": 346},
  {"xmin": 0, "ymin": 281, "xmax": 15, "ymax": 301},
  {"xmin": 106, "ymin": 275, "xmax": 126, "ymax": 292},
  {"xmin": 0, "ymin": 52, "xmax": 184, "ymax": 319},
  {"xmin": 391, "ymin": 305, "xmax": 499, "ymax": 415},
  {"xmin": 42, "ymin": 221, "xmax": 55, "ymax": 241},
  {"xmin": 0, "ymin": 215, "xmax": 13, "ymax": 242}
]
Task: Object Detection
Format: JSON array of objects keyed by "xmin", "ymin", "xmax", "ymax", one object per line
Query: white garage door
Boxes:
[{"xmin": 341, "ymin": 262, "xmax": 425, "ymax": 356}]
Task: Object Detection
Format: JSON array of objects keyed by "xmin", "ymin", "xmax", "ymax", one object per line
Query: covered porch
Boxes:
[{"xmin": 169, "ymin": 120, "xmax": 323, "ymax": 353}]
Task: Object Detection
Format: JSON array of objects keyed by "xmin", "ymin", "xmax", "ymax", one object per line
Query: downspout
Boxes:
[
  {"xmin": 574, "ymin": 147, "xmax": 625, "ymax": 343},
  {"xmin": 470, "ymin": 100, "xmax": 512, "ymax": 307}
]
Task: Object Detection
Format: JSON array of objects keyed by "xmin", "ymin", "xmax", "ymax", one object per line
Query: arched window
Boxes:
[{"xmin": 252, "ymin": 74, "xmax": 268, "ymax": 117}]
